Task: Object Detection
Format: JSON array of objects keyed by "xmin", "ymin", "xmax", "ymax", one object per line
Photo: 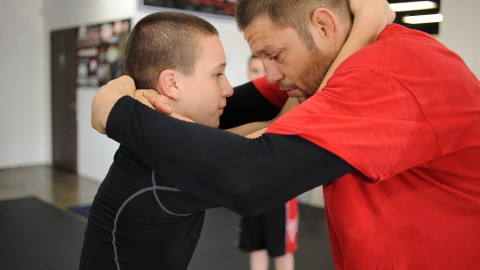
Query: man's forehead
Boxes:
[
  {"xmin": 245, "ymin": 22, "xmax": 295, "ymax": 56},
  {"xmin": 244, "ymin": 19, "xmax": 276, "ymax": 50}
]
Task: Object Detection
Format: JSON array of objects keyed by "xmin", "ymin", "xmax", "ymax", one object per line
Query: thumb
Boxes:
[{"xmin": 146, "ymin": 94, "xmax": 173, "ymax": 115}]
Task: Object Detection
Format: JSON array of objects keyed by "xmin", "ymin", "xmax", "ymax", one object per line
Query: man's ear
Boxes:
[
  {"xmin": 310, "ymin": 8, "xmax": 339, "ymax": 43},
  {"xmin": 157, "ymin": 69, "xmax": 181, "ymax": 100}
]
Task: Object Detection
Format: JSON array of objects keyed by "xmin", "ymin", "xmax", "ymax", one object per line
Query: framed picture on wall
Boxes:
[
  {"xmin": 142, "ymin": 0, "xmax": 237, "ymax": 17},
  {"xmin": 76, "ymin": 19, "xmax": 131, "ymax": 87}
]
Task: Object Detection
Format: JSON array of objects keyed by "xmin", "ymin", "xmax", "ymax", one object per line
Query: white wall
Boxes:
[
  {"xmin": 439, "ymin": 0, "xmax": 480, "ymax": 77},
  {"xmin": 0, "ymin": 0, "xmax": 478, "ymax": 181},
  {"xmin": 0, "ymin": 0, "xmax": 50, "ymax": 168}
]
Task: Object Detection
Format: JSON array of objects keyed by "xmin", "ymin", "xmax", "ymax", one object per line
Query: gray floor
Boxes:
[{"xmin": 0, "ymin": 166, "xmax": 335, "ymax": 270}]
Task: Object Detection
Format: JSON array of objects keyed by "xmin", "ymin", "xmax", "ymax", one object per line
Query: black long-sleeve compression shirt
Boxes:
[{"xmin": 107, "ymin": 96, "xmax": 353, "ymax": 216}]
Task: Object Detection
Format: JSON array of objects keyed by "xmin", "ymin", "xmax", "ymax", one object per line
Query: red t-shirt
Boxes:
[
  {"xmin": 267, "ymin": 24, "xmax": 480, "ymax": 269},
  {"xmin": 252, "ymin": 75, "xmax": 288, "ymax": 108}
]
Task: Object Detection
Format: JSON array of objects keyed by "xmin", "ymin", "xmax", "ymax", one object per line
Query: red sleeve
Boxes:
[{"xmin": 252, "ymin": 76, "xmax": 288, "ymax": 108}]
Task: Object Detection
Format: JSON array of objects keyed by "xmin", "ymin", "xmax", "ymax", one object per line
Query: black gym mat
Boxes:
[
  {"xmin": 0, "ymin": 197, "xmax": 86, "ymax": 270},
  {"xmin": 0, "ymin": 197, "xmax": 334, "ymax": 270}
]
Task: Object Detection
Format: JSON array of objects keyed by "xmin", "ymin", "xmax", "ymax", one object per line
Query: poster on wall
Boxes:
[
  {"xmin": 143, "ymin": 0, "xmax": 237, "ymax": 17},
  {"xmin": 76, "ymin": 19, "xmax": 131, "ymax": 87}
]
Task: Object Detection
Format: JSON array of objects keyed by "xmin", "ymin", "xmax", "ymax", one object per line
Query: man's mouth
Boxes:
[
  {"xmin": 285, "ymin": 90, "xmax": 296, "ymax": 97},
  {"xmin": 284, "ymin": 89, "xmax": 301, "ymax": 97},
  {"xmin": 282, "ymin": 89, "xmax": 306, "ymax": 103}
]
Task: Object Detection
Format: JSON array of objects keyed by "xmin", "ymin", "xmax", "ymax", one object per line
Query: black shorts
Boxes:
[{"xmin": 236, "ymin": 199, "xmax": 298, "ymax": 257}]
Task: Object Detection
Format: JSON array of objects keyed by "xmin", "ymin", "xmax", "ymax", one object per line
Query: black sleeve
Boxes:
[
  {"xmin": 107, "ymin": 96, "xmax": 354, "ymax": 216},
  {"xmin": 219, "ymin": 81, "xmax": 281, "ymax": 129}
]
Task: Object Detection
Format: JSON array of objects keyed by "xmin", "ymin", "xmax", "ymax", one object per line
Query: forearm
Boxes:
[
  {"xmin": 320, "ymin": 0, "xmax": 395, "ymax": 89},
  {"xmin": 91, "ymin": 76, "xmax": 136, "ymax": 133},
  {"xmin": 227, "ymin": 121, "xmax": 271, "ymax": 137},
  {"xmin": 107, "ymin": 96, "xmax": 353, "ymax": 216}
]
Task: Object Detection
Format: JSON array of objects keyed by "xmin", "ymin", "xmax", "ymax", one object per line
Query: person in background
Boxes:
[
  {"xmin": 234, "ymin": 54, "xmax": 299, "ymax": 270},
  {"xmin": 247, "ymin": 55, "xmax": 265, "ymax": 81}
]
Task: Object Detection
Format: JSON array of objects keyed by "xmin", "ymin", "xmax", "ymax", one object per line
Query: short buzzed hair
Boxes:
[
  {"xmin": 124, "ymin": 11, "xmax": 218, "ymax": 89},
  {"xmin": 235, "ymin": 0, "xmax": 352, "ymax": 50}
]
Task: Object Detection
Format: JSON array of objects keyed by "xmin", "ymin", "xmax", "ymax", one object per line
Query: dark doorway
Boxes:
[{"xmin": 51, "ymin": 28, "xmax": 78, "ymax": 172}]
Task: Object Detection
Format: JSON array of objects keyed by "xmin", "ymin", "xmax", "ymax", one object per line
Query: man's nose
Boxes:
[{"xmin": 263, "ymin": 60, "xmax": 283, "ymax": 84}]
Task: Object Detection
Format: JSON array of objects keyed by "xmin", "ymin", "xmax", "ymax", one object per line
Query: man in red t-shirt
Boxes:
[
  {"xmin": 264, "ymin": 23, "xmax": 480, "ymax": 268},
  {"xmin": 91, "ymin": 0, "xmax": 480, "ymax": 269}
]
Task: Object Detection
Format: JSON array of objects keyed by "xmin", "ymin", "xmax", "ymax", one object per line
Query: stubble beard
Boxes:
[{"xmin": 293, "ymin": 49, "xmax": 335, "ymax": 102}]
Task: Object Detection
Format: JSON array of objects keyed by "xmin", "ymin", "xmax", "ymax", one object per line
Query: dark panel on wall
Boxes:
[
  {"xmin": 143, "ymin": 0, "xmax": 237, "ymax": 16},
  {"xmin": 51, "ymin": 28, "xmax": 78, "ymax": 172}
]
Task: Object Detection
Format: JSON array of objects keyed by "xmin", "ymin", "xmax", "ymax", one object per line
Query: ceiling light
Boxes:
[
  {"xmin": 402, "ymin": 14, "xmax": 444, "ymax": 24},
  {"xmin": 390, "ymin": 1, "xmax": 438, "ymax": 12}
]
